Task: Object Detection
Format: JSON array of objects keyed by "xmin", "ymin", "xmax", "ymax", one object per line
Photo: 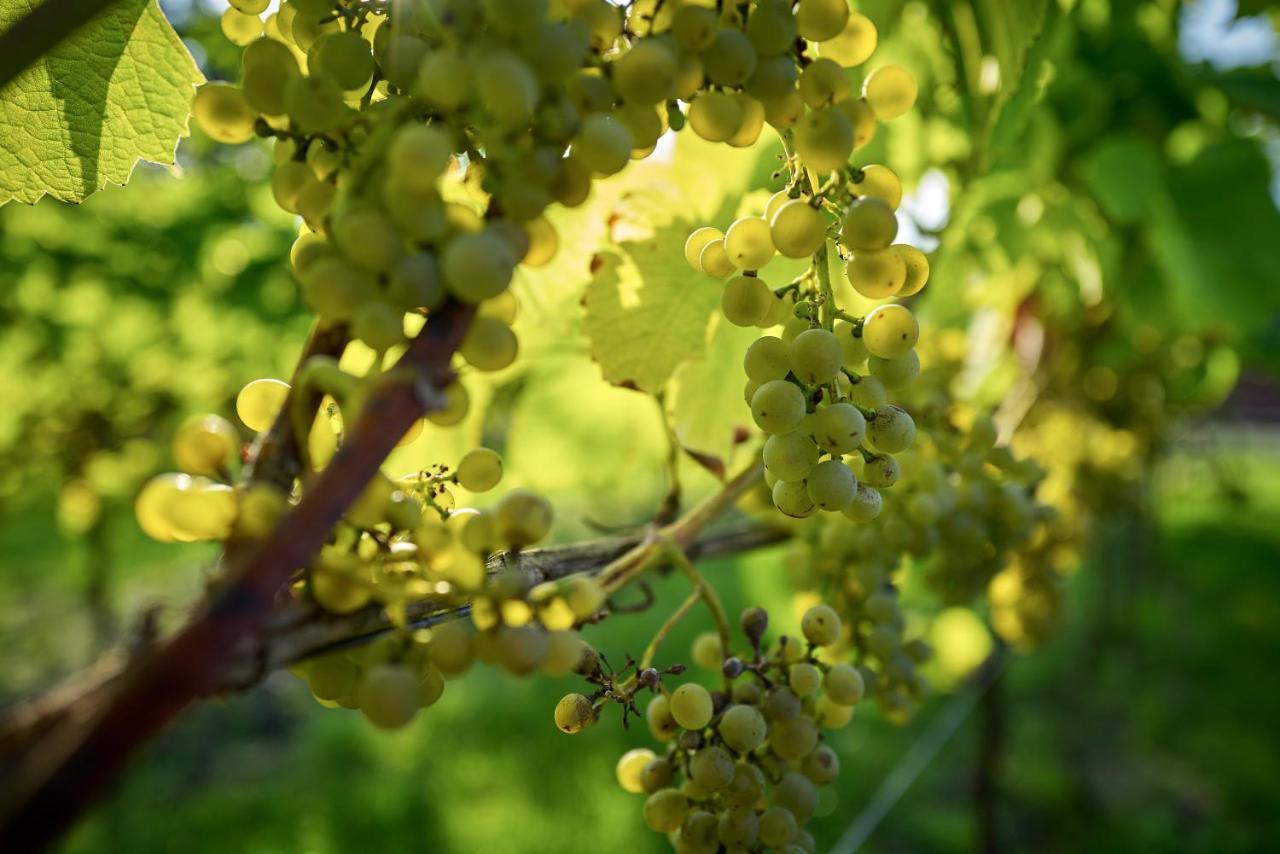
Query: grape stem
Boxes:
[
  {"xmin": 661, "ymin": 538, "xmax": 734, "ymax": 689},
  {"xmin": 637, "ymin": 588, "xmax": 703, "ymax": 672}
]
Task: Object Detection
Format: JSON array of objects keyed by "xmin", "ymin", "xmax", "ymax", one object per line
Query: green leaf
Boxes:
[
  {"xmin": 986, "ymin": 1, "xmax": 1062, "ymax": 164},
  {"xmin": 668, "ymin": 313, "xmax": 758, "ymax": 460},
  {"xmin": 0, "ymin": 0, "xmax": 202, "ymax": 205},
  {"xmin": 1079, "ymin": 133, "xmax": 1164, "ymax": 226}
]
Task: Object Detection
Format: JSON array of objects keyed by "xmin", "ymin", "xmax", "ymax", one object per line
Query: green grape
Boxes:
[
  {"xmin": 796, "ymin": 0, "xmax": 850, "ymax": 41},
  {"xmin": 743, "ymin": 335, "xmax": 791, "ymax": 382},
  {"xmin": 387, "ymin": 252, "xmax": 445, "ymax": 312},
  {"xmin": 573, "ymin": 113, "xmax": 633, "ymax": 176},
  {"xmin": 331, "ymin": 207, "xmax": 401, "ymax": 273},
  {"xmin": 798, "ymin": 58, "xmax": 852, "ymax": 108},
  {"xmin": 230, "ymin": 0, "xmax": 268, "ymax": 12},
  {"xmin": 640, "ymin": 756, "xmax": 675, "ymax": 793},
  {"xmin": 680, "ymin": 810, "xmax": 719, "ymax": 852},
  {"xmin": 721, "ymin": 275, "xmax": 773, "ymax": 327},
  {"xmin": 295, "ymin": 178, "xmax": 335, "ymax": 229},
  {"xmin": 647, "ymin": 693, "xmax": 680, "ymax": 742},
  {"xmin": 572, "ymin": 0, "xmax": 623, "ymax": 51},
  {"xmin": 805, "ymin": 459, "xmax": 856, "ymax": 511},
  {"xmin": 819, "ymin": 11, "xmax": 878, "ymax": 66},
  {"xmin": 309, "ymin": 30, "xmax": 374, "ymax": 91},
  {"xmin": 813, "ymin": 402, "xmax": 866, "ymax": 455},
  {"xmin": 286, "ymin": 8, "xmax": 337, "ymax": 53},
  {"xmin": 284, "ymin": 74, "xmax": 349, "ymax": 133},
  {"xmin": 415, "ymin": 48, "xmax": 472, "ymax": 111},
  {"xmin": 747, "ymin": 0, "xmax": 799, "ymax": 55},
  {"xmin": 702, "ymin": 27, "xmax": 757, "ymax": 87},
  {"xmin": 305, "ymin": 138, "xmax": 341, "ymax": 180},
  {"xmin": 761, "ymin": 294, "xmax": 791, "ymax": 327},
  {"xmin": 134, "ymin": 473, "xmax": 192, "ymax": 542},
  {"xmin": 613, "ymin": 38, "xmax": 677, "ymax": 104},
  {"xmin": 169, "ymin": 479, "xmax": 238, "ymax": 541},
  {"xmin": 358, "ymin": 663, "xmax": 421, "ymax": 729},
  {"xmin": 720, "ymin": 704, "xmax": 768, "ymax": 753},
  {"xmin": 221, "ymin": 8, "xmax": 263, "ymax": 46},
  {"xmin": 236, "ymin": 378, "xmax": 290, "ymax": 433},
  {"xmin": 298, "ymin": 256, "xmax": 378, "ymax": 322},
  {"xmin": 241, "ymin": 38, "xmax": 298, "ymax": 115},
  {"xmin": 802, "ymin": 745, "xmax": 840, "ymax": 785},
  {"xmin": 723, "ymin": 217, "xmax": 775, "ymax": 270},
  {"xmin": 718, "ymin": 807, "xmax": 760, "ymax": 847},
  {"xmin": 751, "ymin": 380, "xmax": 806, "ymax": 434},
  {"xmin": 307, "ymin": 654, "xmax": 358, "ymax": 702},
  {"xmin": 429, "ymin": 620, "xmax": 476, "ymax": 676},
  {"xmin": 525, "ymin": 20, "xmax": 591, "ymax": 83},
  {"xmin": 868, "ymin": 350, "xmax": 920, "ymax": 387},
  {"xmin": 426, "ymin": 380, "xmax": 470, "ymax": 427},
  {"xmin": 419, "ymin": 664, "xmax": 445, "ymax": 708},
  {"xmin": 747, "ymin": 54, "xmax": 800, "ymax": 101},
  {"xmin": 684, "ymin": 228, "xmax": 723, "ymax": 273},
  {"xmin": 378, "ymin": 34, "xmax": 430, "ymax": 89},
  {"xmin": 863, "ymin": 304, "xmax": 919, "ymax": 358},
  {"xmin": 290, "ymin": 0, "xmax": 335, "ymax": 17},
  {"xmin": 727, "ymin": 93, "xmax": 766, "ymax": 148},
  {"xmin": 460, "ymin": 316, "xmax": 519, "ymax": 372},
  {"xmin": 772, "ymin": 479, "xmax": 817, "ymax": 518},
  {"xmin": 801, "ymin": 603, "xmax": 842, "ymax": 645},
  {"xmin": 841, "ymin": 198, "xmax": 898, "ymax": 251},
  {"xmin": 689, "ymin": 745, "xmax": 735, "ymax": 791},
  {"xmin": 763, "ymin": 431, "xmax": 819, "ymax": 481},
  {"xmin": 172, "ymin": 414, "xmax": 239, "ymax": 475},
  {"xmin": 770, "ymin": 199, "xmax": 827, "ymax": 259},
  {"xmin": 460, "ymin": 511, "xmax": 502, "ymax": 555},
  {"xmin": 566, "ymin": 69, "xmax": 613, "ymax": 114},
  {"xmin": 845, "ymin": 249, "xmax": 907, "ymax": 299},
  {"xmin": 824, "ymin": 662, "xmax": 865, "ymax": 705},
  {"xmin": 789, "ymin": 662, "xmax": 821, "ymax": 697},
  {"xmin": 456, "ymin": 447, "xmax": 503, "ymax": 492},
  {"xmin": 836, "ymin": 96, "xmax": 878, "ymax": 149},
  {"xmin": 554, "ymin": 692, "xmax": 596, "ymax": 733},
  {"xmin": 793, "ymin": 108, "xmax": 853, "ymax": 174},
  {"xmin": 863, "ymin": 64, "xmax": 918, "ymax": 119},
  {"xmin": 671, "ymin": 5, "xmax": 717, "ymax": 50},
  {"xmin": 789, "ymin": 328, "xmax": 842, "ymax": 385},
  {"xmin": 191, "ymin": 82, "xmax": 257, "ymax": 144},
  {"xmin": 497, "ymin": 625, "xmax": 551, "ymax": 676},
  {"xmin": 765, "ymin": 190, "xmax": 793, "ymax": 222},
  {"xmin": 442, "ymin": 229, "xmax": 517, "ymax": 304},
  {"xmin": 644, "ymin": 788, "xmax": 689, "ymax": 833},
  {"xmin": 841, "ymin": 482, "xmax": 882, "ymax": 522},
  {"xmin": 868, "ymin": 404, "xmax": 916, "ymax": 452},
  {"xmin": 687, "ymin": 91, "xmax": 742, "ymax": 143},
  {"xmin": 495, "ymin": 489, "xmax": 553, "ymax": 546},
  {"xmin": 691, "ymin": 631, "xmax": 723, "ymax": 670},
  {"xmin": 617, "ymin": 748, "xmax": 657, "ymax": 794},
  {"xmin": 616, "ymin": 103, "xmax": 664, "ymax": 151},
  {"xmin": 769, "ymin": 714, "xmax": 818, "ymax": 760},
  {"xmin": 763, "ymin": 89, "xmax": 805, "ymax": 130},
  {"xmin": 894, "ymin": 244, "xmax": 931, "ymax": 296},
  {"xmin": 861, "ymin": 453, "xmax": 900, "ymax": 488},
  {"xmin": 834, "ymin": 319, "xmax": 869, "ymax": 367},
  {"xmin": 855, "ymin": 164, "xmax": 903, "ymax": 209},
  {"xmin": 775, "ymin": 771, "xmax": 819, "ymax": 822},
  {"xmin": 475, "ymin": 51, "xmax": 540, "ymax": 128},
  {"xmin": 522, "ymin": 217, "xmax": 559, "ymax": 267},
  {"xmin": 847, "ymin": 374, "xmax": 887, "ymax": 408},
  {"xmin": 669, "ymin": 683, "xmax": 714, "ymax": 730},
  {"xmin": 388, "ymin": 123, "xmax": 452, "ymax": 191},
  {"xmin": 816, "ymin": 694, "xmax": 855, "ymax": 728},
  {"xmin": 698, "ymin": 238, "xmax": 736, "ymax": 279}
]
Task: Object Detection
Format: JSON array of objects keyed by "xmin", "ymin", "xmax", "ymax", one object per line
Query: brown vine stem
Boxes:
[{"xmin": 0, "ymin": 301, "xmax": 475, "ymax": 851}]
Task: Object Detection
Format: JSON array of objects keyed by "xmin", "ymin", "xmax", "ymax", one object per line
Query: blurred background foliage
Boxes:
[{"xmin": 1, "ymin": 0, "xmax": 1279, "ymax": 851}]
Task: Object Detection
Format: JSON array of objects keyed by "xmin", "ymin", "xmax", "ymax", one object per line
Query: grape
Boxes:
[
  {"xmin": 770, "ymin": 713, "xmax": 819, "ymax": 760},
  {"xmin": 475, "ymin": 52, "xmax": 540, "ymax": 129},
  {"xmin": 836, "ymin": 96, "xmax": 879, "ymax": 149},
  {"xmin": 750, "ymin": 379, "xmax": 806, "ymax": 434},
  {"xmin": 644, "ymin": 788, "xmax": 689, "ymax": 833},
  {"xmin": 429, "ymin": 621, "xmax": 476, "ymax": 676},
  {"xmin": 191, "ymin": 83, "xmax": 257, "ymax": 144},
  {"xmin": 747, "ymin": 54, "xmax": 800, "ymax": 100},
  {"xmin": 299, "ymin": 256, "xmax": 378, "ymax": 322},
  {"xmin": 460, "ymin": 316, "xmax": 519, "ymax": 372},
  {"xmin": 775, "ymin": 771, "xmax": 820, "ymax": 821},
  {"xmin": 813, "ymin": 402, "xmax": 866, "ymax": 454},
  {"xmin": 816, "ymin": 694, "xmax": 855, "ymax": 728},
  {"xmin": 388, "ymin": 252, "xmax": 445, "ymax": 312},
  {"xmin": 855, "ymin": 164, "xmax": 903, "ymax": 209},
  {"xmin": 894, "ymin": 244, "xmax": 931, "ymax": 296},
  {"xmin": 772, "ymin": 479, "xmax": 816, "ymax": 518},
  {"xmin": 796, "ymin": 0, "xmax": 850, "ymax": 41},
  {"xmin": 669, "ymin": 683, "xmax": 713, "ymax": 730},
  {"xmin": 378, "ymin": 34, "xmax": 430, "ymax": 89},
  {"xmin": 824, "ymin": 661, "xmax": 865, "ymax": 705},
  {"xmin": 310, "ymin": 30, "xmax": 374, "ymax": 91},
  {"xmin": 307, "ymin": 655, "xmax": 357, "ymax": 702},
  {"xmin": 868, "ymin": 404, "xmax": 916, "ymax": 452},
  {"xmin": 613, "ymin": 38, "xmax": 677, "ymax": 104},
  {"xmin": 801, "ymin": 603, "xmax": 842, "ymax": 645},
  {"xmin": 687, "ymin": 91, "xmax": 742, "ymax": 143},
  {"xmin": 689, "ymin": 745, "xmax": 734, "ymax": 791},
  {"xmin": 833, "ymin": 319, "xmax": 869, "ymax": 367},
  {"xmin": 721, "ymin": 275, "xmax": 773, "ymax": 327},
  {"xmin": 358, "ymin": 663, "xmax": 420, "ymax": 729},
  {"xmin": 770, "ymin": 199, "xmax": 827, "ymax": 259},
  {"xmin": 672, "ymin": 5, "xmax": 717, "ymax": 50},
  {"xmin": 285, "ymin": 74, "xmax": 349, "ymax": 133},
  {"xmin": 727, "ymin": 93, "xmax": 767, "ymax": 147},
  {"xmin": 802, "ymin": 744, "xmax": 841, "ymax": 785},
  {"xmin": 498, "ymin": 625, "xmax": 550, "ymax": 676},
  {"xmin": 763, "ymin": 431, "xmax": 819, "ymax": 481},
  {"xmin": 641, "ymin": 756, "xmax": 675, "ymax": 793},
  {"xmin": 554, "ymin": 692, "xmax": 596, "ymax": 733},
  {"xmin": 135, "ymin": 473, "xmax": 193, "ymax": 542},
  {"xmin": 572, "ymin": 0, "xmax": 623, "ymax": 51},
  {"xmin": 574, "ymin": 113, "xmax": 634, "ymax": 176},
  {"xmin": 221, "ymin": 9, "xmax": 263, "ymax": 46},
  {"xmin": 172, "ymin": 414, "xmax": 239, "ymax": 475},
  {"xmin": 696, "ymin": 239, "xmax": 735, "ymax": 280},
  {"xmin": 703, "ymin": 28, "xmax": 757, "ymax": 87},
  {"xmin": 793, "ymin": 108, "xmax": 853, "ymax": 174},
  {"xmin": 743, "ymin": 335, "xmax": 791, "ymax": 383},
  {"xmin": 841, "ymin": 198, "xmax": 898, "ymax": 251},
  {"xmin": 456, "ymin": 448, "xmax": 503, "ymax": 492},
  {"xmin": 241, "ymin": 38, "xmax": 298, "ymax": 116},
  {"xmin": 763, "ymin": 89, "xmax": 805, "ymax": 130},
  {"xmin": 332, "ymin": 207, "xmax": 401, "ymax": 273},
  {"xmin": 806, "ymin": 459, "xmax": 856, "ymax": 511},
  {"xmin": 798, "ymin": 58, "xmax": 852, "ymax": 108},
  {"xmin": 419, "ymin": 664, "xmax": 445, "ymax": 708},
  {"xmin": 718, "ymin": 807, "xmax": 760, "ymax": 847},
  {"xmin": 789, "ymin": 328, "xmax": 842, "ymax": 385},
  {"xmin": 863, "ymin": 303, "xmax": 920, "ymax": 358},
  {"xmin": 236, "ymin": 378, "xmax": 290, "ymax": 432},
  {"xmin": 416, "ymin": 48, "xmax": 472, "ymax": 111},
  {"xmin": 616, "ymin": 748, "xmax": 656, "ymax": 794},
  {"xmin": 680, "ymin": 810, "xmax": 719, "ymax": 852},
  {"xmin": 442, "ymin": 229, "xmax": 517, "ymax": 304},
  {"xmin": 868, "ymin": 350, "xmax": 921, "ymax": 387},
  {"xmin": 747, "ymin": 0, "xmax": 799, "ymax": 56},
  {"xmin": 388, "ymin": 123, "xmax": 452, "ymax": 191},
  {"xmin": 841, "ymin": 482, "xmax": 883, "ymax": 522},
  {"xmin": 845, "ymin": 249, "xmax": 907, "ymax": 299},
  {"xmin": 789, "ymin": 662, "xmax": 821, "ymax": 697},
  {"xmin": 684, "ymin": 227, "xmax": 723, "ymax": 273},
  {"xmin": 819, "ymin": 11, "xmax": 878, "ymax": 66},
  {"xmin": 847, "ymin": 375, "xmax": 888, "ymax": 408},
  {"xmin": 720, "ymin": 704, "xmax": 768, "ymax": 753},
  {"xmin": 861, "ymin": 453, "xmax": 900, "ymax": 488},
  {"xmin": 863, "ymin": 64, "xmax": 918, "ymax": 119},
  {"xmin": 646, "ymin": 693, "xmax": 680, "ymax": 742},
  {"xmin": 495, "ymin": 489, "xmax": 553, "ymax": 546},
  {"xmin": 563, "ymin": 575, "xmax": 606, "ymax": 618},
  {"xmin": 691, "ymin": 631, "xmax": 723, "ymax": 670},
  {"xmin": 230, "ymin": 0, "xmax": 268, "ymax": 12},
  {"xmin": 305, "ymin": 138, "xmax": 341, "ymax": 180}
]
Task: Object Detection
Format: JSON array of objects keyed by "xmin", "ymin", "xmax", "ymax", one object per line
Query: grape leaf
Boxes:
[
  {"xmin": 668, "ymin": 312, "xmax": 758, "ymax": 460},
  {"xmin": 0, "ymin": 0, "xmax": 202, "ymax": 205}
]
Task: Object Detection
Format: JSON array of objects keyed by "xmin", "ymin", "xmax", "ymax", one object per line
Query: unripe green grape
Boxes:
[
  {"xmin": 691, "ymin": 631, "xmax": 723, "ymax": 670},
  {"xmin": 134, "ymin": 473, "xmax": 192, "ymax": 542},
  {"xmin": 687, "ymin": 91, "xmax": 742, "ymax": 143},
  {"xmin": 690, "ymin": 745, "xmax": 735, "ymax": 791},
  {"xmin": 772, "ymin": 479, "xmax": 817, "ymax": 518},
  {"xmin": 221, "ymin": 8, "xmax": 263, "ymax": 46},
  {"xmin": 456, "ymin": 448, "xmax": 503, "ymax": 493},
  {"xmin": 416, "ymin": 48, "xmax": 472, "ymax": 111},
  {"xmin": 720, "ymin": 704, "xmax": 768, "ymax": 753},
  {"xmin": 288, "ymin": 230, "xmax": 329, "ymax": 278},
  {"xmin": 573, "ymin": 113, "xmax": 633, "ymax": 176},
  {"xmin": 763, "ymin": 89, "xmax": 805, "ymax": 130},
  {"xmin": 868, "ymin": 404, "xmax": 916, "ymax": 452},
  {"xmin": 721, "ymin": 276, "xmax": 773, "ymax": 327},
  {"xmin": 819, "ymin": 11, "xmax": 878, "ymax": 66},
  {"xmin": 907, "ymin": 492, "xmax": 941, "ymax": 526},
  {"xmin": 615, "ymin": 103, "xmax": 663, "ymax": 151},
  {"xmin": 684, "ymin": 226, "xmax": 724, "ymax": 272},
  {"xmin": 796, "ymin": 0, "xmax": 849, "ymax": 41},
  {"xmin": 806, "ymin": 458, "xmax": 856, "ymax": 511},
  {"xmin": 428, "ymin": 620, "xmax": 476, "ymax": 676},
  {"xmin": 747, "ymin": 54, "xmax": 800, "ymax": 101},
  {"xmin": 775, "ymin": 771, "xmax": 820, "ymax": 822},
  {"xmin": 847, "ymin": 374, "xmax": 887, "ymax": 408},
  {"xmin": 799, "ymin": 58, "xmax": 852, "ymax": 108},
  {"xmin": 763, "ymin": 431, "xmax": 819, "ymax": 482},
  {"xmin": 378, "ymin": 34, "xmax": 430, "ymax": 89},
  {"xmin": 813, "ymin": 402, "xmax": 866, "ymax": 455},
  {"xmin": 309, "ymin": 30, "xmax": 374, "ymax": 91},
  {"xmin": 789, "ymin": 662, "xmax": 821, "ymax": 697},
  {"xmin": 460, "ymin": 511, "xmax": 501, "ymax": 556},
  {"xmin": 824, "ymin": 661, "xmax": 865, "ymax": 705},
  {"xmin": 442, "ymin": 229, "xmax": 517, "ymax": 304},
  {"xmin": 554, "ymin": 692, "xmax": 596, "ymax": 733},
  {"xmin": 388, "ymin": 123, "xmax": 452, "ymax": 191},
  {"xmin": 841, "ymin": 482, "xmax": 882, "ymax": 522},
  {"xmin": 192, "ymin": 82, "xmax": 257, "ymax": 144},
  {"xmin": 726, "ymin": 93, "xmax": 766, "ymax": 148},
  {"xmin": 460, "ymin": 316, "xmax": 519, "ymax": 372},
  {"xmin": 670, "ymin": 682, "xmax": 714, "ymax": 730},
  {"xmin": 332, "ymin": 207, "xmax": 401, "ymax": 273},
  {"xmin": 833, "ymin": 319, "xmax": 869, "ymax": 367},
  {"xmin": 497, "ymin": 625, "xmax": 550, "ymax": 676},
  {"xmin": 836, "ymin": 96, "xmax": 878, "ymax": 149},
  {"xmin": 845, "ymin": 249, "xmax": 907, "ymax": 299},
  {"xmin": 692, "ymin": 237, "xmax": 733, "ymax": 279},
  {"xmin": 724, "ymin": 216, "xmax": 775, "ymax": 271},
  {"xmin": 572, "ymin": 0, "xmax": 623, "ymax": 52},
  {"xmin": 747, "ymin": 0, "xmax": 799, "ymax": 55},
  {"xmin": 241, "ymin": 38, "xmax": 298, "ymax": 115},
  {"xmin": 617, "ymin": 748, "xmax": 657, "ymax": 794},
  {"xmin": 793, "ymin": 108, "xmax": 853, "ymax": 174},
  {"xmin": 761, "ymin": 294, "xmax": 791, "ymax": 327},
  {"xmin": 299, "ymin": 256, "xmax": 378, "ymax": 322},
  {"xmin": 230, "ymin": 0, "xmax": 268, "ymax": 12},
  {"xmin": 644, "ymin": 788, "xmax": 688, "ymax": 833},
  {"xmin": 802, "ymin": 744, "xmax": 841, "ymax": 785},
  {"xmin": 816, "ymin": 694, "xmax": 855, "ymax": 728},
  {"xmin": 672, "ymin": 49, "xmax": 704, "ymax": 100},
  {"xmin": 286, "ymin": 9, "xmax": 337, "ymax": 53},
  {"xmin": 863, "ymin": 64, "xmax": 918, "ymax": 119},
  {"xmin": 640, "ymin": 756, "xmax": 675, "ymax": 793},
  {"xmin": 236, "ymin": 378, "xmax": 289, "ymax": 433},
  {"xmin": 894, "ymin": 244, "xmax": 931, "ymax": 296},
  {"xmin": 861, "ymin": 453, "xmax": 900, "ymax": 488},
  {"xmin": 671, "ymin": 4, "xmax": 716, "ymax": 49},
  {"xmin": 475, "ymin": 51, "xmax": 540, "ymax": 128},
  {"xmin": 702, "ymin": 27, "xmax": 757, "ymax": 86},
  {"xmin": 743, "ymin": 335, "xmax": 791, "ymax": 382},
  {"xmin": 295, "ymin": 178, "xmax": 335, "ymax": 230},
  {"xmin": 770, "ymin": 199, "xmax": 828, "ymax": 259},
  {"xmin": 426, "ymin": 381, "xmax": 470, "ymax": 427},
  {"xmin": 718, "ymin": 807, "xmax": 760, "ymax": 847},
  {"xmin": 172, "ymin": 414, "xmax": 239, "ymax": 475},
  {"xmin": 789, "ymin": 327, "xmax": 842, "ymax": 385},
  {"xmin": 520, "ymin": 216, "xmax": 559, "ymax": 267},
  {"xmin": 305, "ymin": 138, "xmax": 341, "ymax": 180},
  {"xmin": 358, "ymin": 663, "xmax": 421, "ymax": 730},
  {"xmin": 307, "ymin": 654, "xmax": 358, "ymax": 702},
  {"xmin": 613, "ymin": 38, "xmax": 677, "ymax": 104},
  {"xmin": 419, "ymin": 664, "xmax": 445, "ymax": 708},
  {"xmin": 284, "ymin": 74, "xmax": 349, "ymax": 133},
  {"xmin": 744, "ymin": 378, "xmax": 761, "ymax": 406},
  {"xmin": 383, "ymin": 180, "xmax": 448, "ymax": 242},
  {"xmin": 770, "ymin": 713, "xmax": 819, "ymax": 760},
  {"xmin": 495, "ymin": 489, "xmax": 553, "ymax": 546},
  {"xmin": 855, "ymin": 164, "xmax": 903, "ymax": 209},
  {"xmin": 290, "ymin": 0, "xmax": 335, "ymax": 17},
  {"xmin": 841, "ymin": 197, "xmax": 898, "ymax": 251},
  {"xmin": 388, "ymin": 252, "xmax": 445, "ymax": 312},
  {"xmin": 765, "ymin": 190, "xmax": 792, "ymax": 222},
  {"xmin": 565, "ymin": 69, "xmax": 612, "ymax": 115},
  {"xmin": 647, "ymin": 693, "xmax": 680, "ymax": 742},
  {"xmin": 863, "ymin": 303, "xmax": 920, "ymax": 358},
  {"xmin": 802, "ymin": 603, "xmax": 842, "ymax": 646},
  {"xmin": 868, "ymin": 350, "xmax": 920, "ymax": 387},
  {"xmin": 680, "ymin": 810, "xmax": 719, "ymax": 853}
]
